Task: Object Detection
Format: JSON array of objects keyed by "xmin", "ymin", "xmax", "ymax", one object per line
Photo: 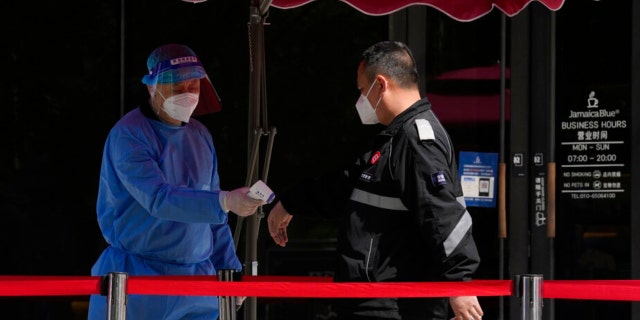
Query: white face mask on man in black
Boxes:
[{"xmin": 355, "ymin": 80, "xmax": 381, "ymax": 125}]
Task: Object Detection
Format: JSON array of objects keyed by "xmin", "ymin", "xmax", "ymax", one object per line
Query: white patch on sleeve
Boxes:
[{"xmin": 415, "ymin": 119, "xmax": 435, "ymax": 141}]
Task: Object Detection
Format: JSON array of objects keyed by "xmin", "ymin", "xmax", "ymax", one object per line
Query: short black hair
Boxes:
[{"xmin": 360, "ymin": 41, "xmax": 419, "ymax": 88}]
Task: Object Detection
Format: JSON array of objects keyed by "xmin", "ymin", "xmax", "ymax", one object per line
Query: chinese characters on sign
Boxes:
[{"xmin": 558, "ymin": 91, "xmax": 628, "ymax": 200}]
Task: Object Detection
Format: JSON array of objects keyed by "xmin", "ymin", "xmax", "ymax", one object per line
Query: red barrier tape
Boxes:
[
  {"xmin": 0, "ymin": 276, "xmax": 100, "ymax": 296},
  {"xmin": 0, "ymin": 275, "xmax": 638, "ymax": 301},
  {"xmin": 0, "ymin": 275, "xmax": 508, "ymax": 298},
  {"xmin": 543, "ymin": 280, "xmax": 640, "ymax": 301},
  {"xmin": 129, "ymin": 277, "xmax": 510, "ymax": 297}
]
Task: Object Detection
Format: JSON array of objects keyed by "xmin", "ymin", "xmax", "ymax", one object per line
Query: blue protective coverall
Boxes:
[{"xmin": 88, "ymin": 103, "xmax": 240, "ymax": 320}]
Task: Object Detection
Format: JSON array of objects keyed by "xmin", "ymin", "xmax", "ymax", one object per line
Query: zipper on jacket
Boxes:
[{"xmin": 365, "ymin": 237, "xmax": 374, "ymax": 282}]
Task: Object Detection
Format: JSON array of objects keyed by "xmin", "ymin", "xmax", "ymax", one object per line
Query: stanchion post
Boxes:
[
  {"xmin": 218, "ymin": 269, "xmax": 238, "ymax": 320},
  {"xmin": 100, "ymin": 272, "xmax": 128, "ymax": 320},
  {"xmin": 514, "ymin": 274, "xmax": 543, "ymax": 320}
]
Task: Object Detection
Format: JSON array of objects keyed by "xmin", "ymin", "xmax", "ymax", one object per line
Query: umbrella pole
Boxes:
[
  {"xmin": 244, "ymin": 3, "xmax": 260, "ymax": 320},
  {"xmin": 244, "ymin": 2, "xmax": 271, "ymax": 320}
]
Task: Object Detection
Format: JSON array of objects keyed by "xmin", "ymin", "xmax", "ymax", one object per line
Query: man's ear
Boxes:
[
  {"xmin": 376, "ymin": 75, "xmax": 389, "ymax": 93},
  {"xmin": 147, "ymin": 85, "xmax": 155, "ymax": 96}
]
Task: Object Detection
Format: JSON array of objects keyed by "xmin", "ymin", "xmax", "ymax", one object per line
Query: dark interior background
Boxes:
[{"xmin": 3, "ymin": 1, "xmax": 506, "ymax": 319}]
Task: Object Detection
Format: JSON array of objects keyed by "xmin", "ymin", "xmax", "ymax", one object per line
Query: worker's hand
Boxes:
[
  {"xmin": 267, "ymin": 201, "xmax": 292, "ymax": 247},
  {"xmin": 224, "ymin": 187, "xmax": 264, "ymax": 217},
  {"xmin": 449, "ymin": 296, "xmax": 483, "ymax": 320}
]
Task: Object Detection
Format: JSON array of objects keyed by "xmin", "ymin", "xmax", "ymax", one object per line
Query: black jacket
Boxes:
[{"xmin": 280, "ymin": 97, "xmax": 480, "ymax": 319}]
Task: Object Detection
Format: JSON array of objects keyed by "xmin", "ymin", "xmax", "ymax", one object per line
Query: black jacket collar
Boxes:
[{"xmin": 381, "ymin": 97, "xmax": 432, "ymax": 136}]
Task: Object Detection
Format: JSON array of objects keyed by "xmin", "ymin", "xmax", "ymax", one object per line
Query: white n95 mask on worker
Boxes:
[
  {"xmin": 355, "ymin": 81, "xmax": 381, "ymax": 125},
  {"xmin": 162, "ymin": 92, "xmax": 199, "ymax": 123}
]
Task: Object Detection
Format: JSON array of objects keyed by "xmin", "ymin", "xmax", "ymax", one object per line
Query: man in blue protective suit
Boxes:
[{"xmin": 88, "ymin": 43, "xmax": 264, "ymax": 320}]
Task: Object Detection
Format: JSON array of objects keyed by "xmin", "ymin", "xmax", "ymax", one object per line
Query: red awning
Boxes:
[{"xmin": 271, "ymin": 0, "xmax": 564, "ymax": 21}]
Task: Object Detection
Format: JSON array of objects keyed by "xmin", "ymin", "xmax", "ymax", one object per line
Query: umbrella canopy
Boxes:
[{"xmin": 271, "ymin": 0, "xmax": 565, "ymax": 21}]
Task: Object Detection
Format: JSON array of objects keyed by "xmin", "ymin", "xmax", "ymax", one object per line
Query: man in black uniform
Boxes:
[{"xmin": 268, "ymin": 41, "xmax": 483, "ymax": 320}]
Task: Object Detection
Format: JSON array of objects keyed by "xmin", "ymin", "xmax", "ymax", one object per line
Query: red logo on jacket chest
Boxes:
[{"xmin": 370, "ymin": 151, "xmax": 381, "ymax": 164}]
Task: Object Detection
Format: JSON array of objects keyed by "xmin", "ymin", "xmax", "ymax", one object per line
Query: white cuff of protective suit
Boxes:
[
  {"xmin": 235, "ymin": 296, "xmax": 246, "ymax": 311},
  {"xmin": 219, "ymin": 191, "xmax": 230, "ymax": 213}
]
